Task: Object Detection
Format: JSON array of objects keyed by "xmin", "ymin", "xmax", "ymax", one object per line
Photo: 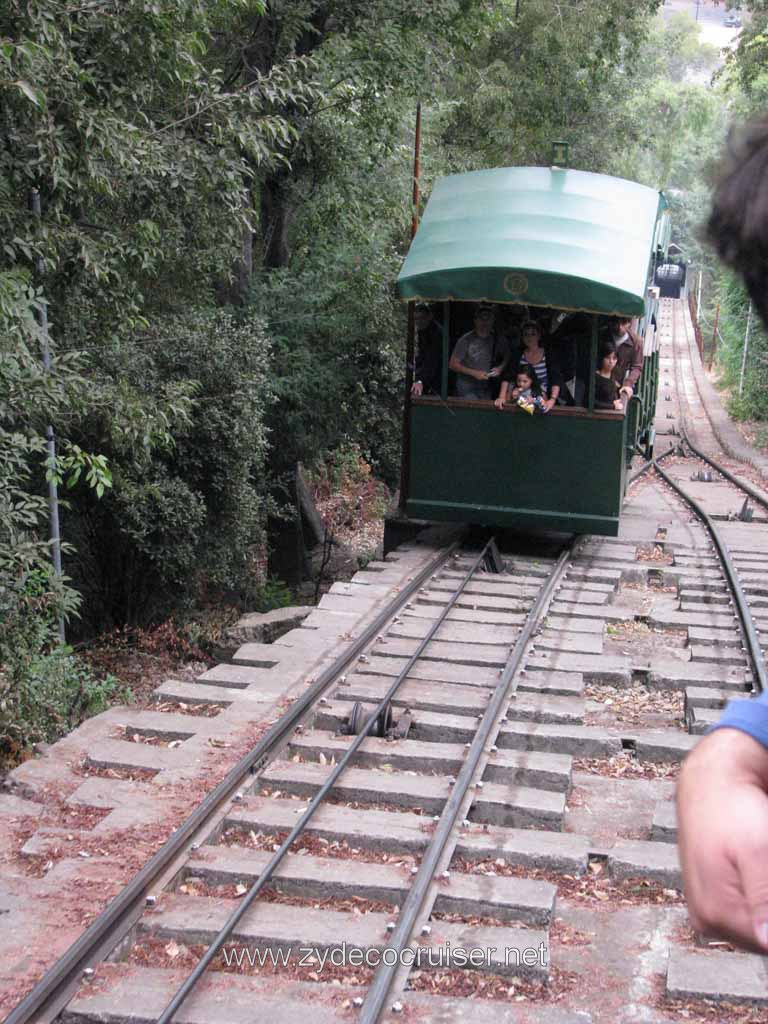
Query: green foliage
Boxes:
[
  {"xmin": 251, "ymin": 239, "xmax": 404, "ymax": 486},
  {"xmin": 4, "ymin": 0, "xmax": 696, "ymax": 676},
  {"xmin": 250, "ymin": 577, "xmax": 295, "ymax": 613},
  {"xmin": 312, "ymin": 440, "xmax": 390, "ymax": 530},
  {"xmin": 0, "ymin": 269, "xmax": 108, "ymax": 636},
  {"xmin": 710, "ymin": 275, "xmax": 768, "ymax": 422},
  {"xmin": 0, "ymin": 564, "xmax": 125, "ymax": 760},
  {"xmin": 63, "ymin": 308, "xmax": 275, "ymax": 629},
  {"xmin": 0, "ymin": 643, "xmax": 126, "ymax": 758},
  {"xmin": 0, "ymin": 0, "xmax": 315, "ymax": 318},
  {"xmin": 437, "ymin": 0, "xmax": 663, "ymax": 173}
]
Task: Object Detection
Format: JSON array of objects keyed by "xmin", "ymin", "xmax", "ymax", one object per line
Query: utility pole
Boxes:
[
  {"xmin": 696, "ymin": 269, "xmax": 703, "ymax": 322},
  {"xmin": 709, "ymin": 303, "xmax": 720, "ymax": 371},
  {"xmin": 739, "ymin": 300, "xmax": 753, "ymax": 399},
  {"xmin": 30, "ymin": 188, "xmax": 65, "ymax": 643}
]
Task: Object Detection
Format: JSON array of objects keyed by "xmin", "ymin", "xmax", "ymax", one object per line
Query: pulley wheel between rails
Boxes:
[{"xmin": 345, "ymin": 701, "xmax": 393, "ymax": 738}]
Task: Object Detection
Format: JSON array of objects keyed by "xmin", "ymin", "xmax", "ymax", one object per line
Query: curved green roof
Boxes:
[{"xmin": 396, "ymin": 167, "xmax": 665, "ymax": 317}]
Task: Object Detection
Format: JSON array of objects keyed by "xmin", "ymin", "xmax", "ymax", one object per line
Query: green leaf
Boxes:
[{"xmin": 14, "ymin": 80, "xmax": 42, "ymax": 108}]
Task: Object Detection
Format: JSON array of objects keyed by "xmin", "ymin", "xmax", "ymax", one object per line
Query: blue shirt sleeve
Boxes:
[{"xmin": 711, "ymin": 689, "xmax": 768, "ymax": 751}]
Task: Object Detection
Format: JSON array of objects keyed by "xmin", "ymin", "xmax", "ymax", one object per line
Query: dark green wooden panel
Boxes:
[{"xmin": 406, "ymin": 404, "xmax": 627, "ymax": 536}]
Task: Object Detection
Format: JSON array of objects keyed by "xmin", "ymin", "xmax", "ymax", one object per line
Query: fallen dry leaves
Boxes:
[
  {"xmin": 636, "ymin": 543, "xmax": 674, "ymax": 565},
  {"xmin": 573, "ymin": 752, "xmax": 680, "ymax": 781},
  {"xmin": 584, "ymin": 684, "xmax": 685, "ymax": 729}
]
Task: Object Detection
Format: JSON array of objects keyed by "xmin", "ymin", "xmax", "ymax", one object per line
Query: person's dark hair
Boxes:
[
  {"xmin": 598, "ymin": 338, "xmax": 617, "ymax": 368},
  {"xmin": 521, "ymin": 320, "xmax": 541, "ymax": 335},
  {"xmin": 515, "ymin": 363, "xmax": 542, "ymax": 395},
  {"xmin": 707, "ymin": 117, "xmax": 768, "ymax": 327}
]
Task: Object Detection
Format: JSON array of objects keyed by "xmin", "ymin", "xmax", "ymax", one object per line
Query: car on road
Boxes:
[{"xmin": 724, "ymin": 12, "xmax": 742, "ymax": 27}]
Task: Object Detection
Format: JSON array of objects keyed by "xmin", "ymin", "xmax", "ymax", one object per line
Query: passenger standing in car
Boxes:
[
  {"xmin": 610, "ymin": 317, "xmax": 644, "ymax": 398},
  {"xmin": 449, "ymin": 304, "xmax": 508, "ymax": 400},
  {"xmin": 495, "ymin": 320, "xmax": 561, "ymax": 411},
  {"xmin": 594, "ymin": 340, "xmax": 624, "ymax": 411},
  {"xmin": 410, "ymin": 303, "xmax": 444, "ymax": 397}
]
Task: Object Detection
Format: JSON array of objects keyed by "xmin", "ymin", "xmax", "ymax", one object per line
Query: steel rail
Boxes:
[
  {"xmin": 5, "ymin": 539, "xmax": 461, "ymax": 1024},
  {"xmin": 651, "ymin": 460, "xmax": 766, "ymax": 694},
  {"xmin": 655, "ymin": 298, "xmax": 766, "ymax": 693},
  {"xmin": 359, "ymin": 538, "xmax": 576, "ymax": 1023},
  {"xmin": 155, "ymin": 539, "xmax": 495, "ymax": 1023},
  {"xmin": 627, "ymin": 441, "xmax": 677, "ymax": 486},
  {"xmin": 683, "ymin": 434, "xmax": 768, "ymax": 515},
  {"xmin": 674, "ymin": 294, "xmax": 768, "ymax": 513}
]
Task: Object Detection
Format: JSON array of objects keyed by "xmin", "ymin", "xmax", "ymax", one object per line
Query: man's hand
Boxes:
[
  {"xmin": 543, "ymin": 397, "xmax": 556, "ymax": 412},
  {"xmin": 493, "ymin": 396, "xmax": 505, "ymax": 410},
  {"xmin": 411, "ymin": 381, "xmax": 424, "ymax": 397},
  {"xmin": 619, "ymin": 385, "xmax": 633, "ymax": 398},
  {"xmin": 677, "ymin": 728, "xmax": 768, "ymax": 953}
]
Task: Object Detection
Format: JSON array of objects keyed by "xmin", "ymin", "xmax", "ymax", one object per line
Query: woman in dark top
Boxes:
[
  {"xmin": 594, "ymin": 339, "xmax": 624, "ymax": 411},
  {"xmin": 494, "ymin": 320, "xmax": 561, "ymax": 410}
]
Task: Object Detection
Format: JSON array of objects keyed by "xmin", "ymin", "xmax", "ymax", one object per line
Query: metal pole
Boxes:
[
  {"xmin": 709, "ymin": 303, "xmax": 720, "ymax": 371},
  {"xmin": 410, "ymin": 101, "xmax": 422, "ymax": 241},
  {"xmin": 30, "ymin": 189, "xmax": 65, "ymax": 643},
  {"xmin": 696, "ymin": 269, "xmax": 702, "ymax": 322},
  {"xmin": 587, "ymin": 315, "xmax": 597, "ymax": 411},
  {"xmin": 739, "ymin": 300, "xmax": 753, "ymax": 398},
  {"xmin": 441, "ymin": 301, "xmax": 450, "ymax": 399},
  {"xmin": 398, "ymin": 103, "xmax": 422, "ymax": 512}
]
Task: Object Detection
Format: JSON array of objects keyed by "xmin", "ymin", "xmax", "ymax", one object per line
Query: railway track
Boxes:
[
  {"xmin": 9, "ymin": 535, "xmax": 588, "ymax": 1023},
  {"xmin": 5, "ymin": 299, "xmax": 768, "ymax": 1024},
  {"xmin": 645, "ymin": 298, "xmax": 768, "ymax": 723}
]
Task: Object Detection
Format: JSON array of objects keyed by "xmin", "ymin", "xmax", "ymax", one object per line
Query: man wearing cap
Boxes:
[
  {"xmin": 448, "ymin": 304, "xmax": 509, "ymax": 400},
  {"xmin": 411, "ymin": 304, "xmax": 443, "ymax": 397}
]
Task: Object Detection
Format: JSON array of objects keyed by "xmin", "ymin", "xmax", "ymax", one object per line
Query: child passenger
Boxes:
[
  {"xmin": 510, "ymin": 366, "xmax": 548, "ymax": 414},
  {"xmin": 595, "ymin": 340, "xmax": 625, "ymax": 411}
]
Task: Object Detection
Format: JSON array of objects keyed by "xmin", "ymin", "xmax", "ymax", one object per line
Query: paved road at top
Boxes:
[{"xmin": 661, "ymin": 0, "xmax": 742, "ymax": 50}]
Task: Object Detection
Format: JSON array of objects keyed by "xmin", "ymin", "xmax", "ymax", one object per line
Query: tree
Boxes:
[
  {"xmin": 204, "ymin": 0, "xmax": 487, "ymax": 276},
  {"xmin": 435, "ymin": 0, "xmax": 664, "ymax": 173}
]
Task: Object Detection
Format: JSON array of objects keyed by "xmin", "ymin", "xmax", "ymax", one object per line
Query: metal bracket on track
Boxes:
[
  {"xmin": 483, "ymin": 539, "xmax": 505, "ymax": 574},
  {"xmin": 737, "ymin": 498, "xmax": 754, "ymax": 523}
]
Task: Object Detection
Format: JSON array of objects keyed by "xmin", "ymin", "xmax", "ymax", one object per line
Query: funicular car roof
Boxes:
[{"xmin": 396, "ymin": 166, "xmax": 665, "ymax": 318}]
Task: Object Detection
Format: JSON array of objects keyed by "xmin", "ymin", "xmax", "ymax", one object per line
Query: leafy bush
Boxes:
[
  {"xmin": 311, "ymin": 440, "xmax": 390, "ymax": 531},
  {"xmin": 0, "ymin": 646, "xmax": 125, "ymax": 759},
  {"xmin": 63, "ymin": 308, "xmax": 276, "ymax": 631},
  {"xmin": 710, "ymin": 274, "xmax": 768, "ymax": 423},
  {"xmin": 250, "ymin": 241, "xmax": 404, "ymax": 489},
  {"xmin": 250, "ymin": 577, "xmax": 296, "ymax": 613},
  {"xmin": 0, "ymin": 566, "xmax": 126, "ymax": 763}
]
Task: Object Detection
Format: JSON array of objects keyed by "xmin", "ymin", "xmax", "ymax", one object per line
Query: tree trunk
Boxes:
[
  {"xmin": 236, "ymin": 204, "xmax": 254, "ymax": 304},
  {"xmin": 260, "ymin": 172, "xmax": 293, "ymax": 269}
]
